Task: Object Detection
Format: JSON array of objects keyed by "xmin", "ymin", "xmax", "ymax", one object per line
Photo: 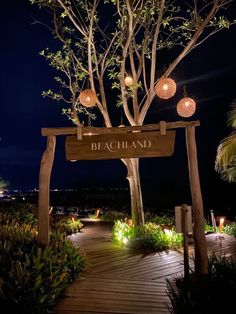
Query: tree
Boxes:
[
  {"xmin": 31, "ymin": 0, "xmax": 235, "ymax": 274},
  {"xmin": 215, "ymin": 100, "xmax": 236, "ymax": 182}
]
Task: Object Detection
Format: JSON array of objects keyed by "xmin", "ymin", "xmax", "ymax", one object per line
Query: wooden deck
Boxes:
[{"xmin": 53, "ymin": 220, "xmax": 236, "ymax": 314}]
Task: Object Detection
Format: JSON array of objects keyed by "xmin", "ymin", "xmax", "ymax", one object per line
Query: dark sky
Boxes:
[{"xmin": 0, "ymin": 1, "xmax": 235, "ymax": 212}]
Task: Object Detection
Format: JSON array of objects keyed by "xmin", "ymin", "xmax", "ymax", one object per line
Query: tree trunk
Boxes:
[{"xmin": 126, "ymin": 158, "xmax": 144, "ymax": 226}]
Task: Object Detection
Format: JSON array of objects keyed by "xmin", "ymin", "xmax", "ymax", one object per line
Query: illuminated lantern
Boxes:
[
  {"xmin": 79, "ymin": 89, "xmax": 97, "ymax": 107},
  {"xmin": 177, "ymin": 97, "xmax": 196, "ymax": 117},
  {"xmin": 155, "ymin": 78, "xmax": 176, "ymax": 99},
  {"xmin": 125, "ymin": 76, "xmax": 134, "ymax": 87}
]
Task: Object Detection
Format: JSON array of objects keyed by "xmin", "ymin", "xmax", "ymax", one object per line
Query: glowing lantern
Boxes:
[
  {"xmin": 219, "ymin": 217, "xmax": 225, "ymax": 233},
  {"xmin": 79, "ymin": 89, "xmax": 97, "ymax": 107},
  {"xmin": 177, "ymin": 97, "xmax": 196, "ymax": 117},
  {"xmin": 155, "ymin": 78, "xmax": 176, "ymax": 99},
  {"xmin": 125, "ymin": 76, "xmax": 134, "ymax": 87}
]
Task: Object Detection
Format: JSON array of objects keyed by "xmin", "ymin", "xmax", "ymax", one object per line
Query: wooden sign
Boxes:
[{"xmin": 65, "ymin": 130, "xmax": 175, "ymax": 161}]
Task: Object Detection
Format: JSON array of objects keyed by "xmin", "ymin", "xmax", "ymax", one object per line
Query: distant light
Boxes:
[
  {"xmin": 22, "ymin": 197, "xmax": 25, "ymax": 201},
  {"xmin": 70, "ymin": 160, "xmax": 77, "ymax": 162}
]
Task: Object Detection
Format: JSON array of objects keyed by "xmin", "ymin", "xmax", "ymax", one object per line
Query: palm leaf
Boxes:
[
  {"xmin": 220, "ymin": 166, "xmax": 236, "ymax": 183},
  {"xmin": 215, "ymin": 133, "xmax": 236, "ymax": 182},
  {"xmin": 227, "ymin": 99, "xmax": 236, "ymax": 129}
]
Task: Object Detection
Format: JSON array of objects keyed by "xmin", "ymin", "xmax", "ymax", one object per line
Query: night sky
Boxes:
[{"xmin": 0, "ymin": 1, "xmax": 235, "ymax": 213}]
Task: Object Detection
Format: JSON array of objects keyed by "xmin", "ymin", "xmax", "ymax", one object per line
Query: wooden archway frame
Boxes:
[{"xmin": 38, "ymin": 120, "xmax": 207, "ymax": 273}]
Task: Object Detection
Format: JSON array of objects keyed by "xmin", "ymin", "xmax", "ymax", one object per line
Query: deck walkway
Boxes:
[{"xmin": 53, "ymin": 220, "xmax": 236, "ymax": 314}]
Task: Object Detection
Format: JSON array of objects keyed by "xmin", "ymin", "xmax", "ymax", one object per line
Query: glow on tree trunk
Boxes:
[{"xmin": 126, "ymin": 158, "xmax": 144, "ymax": 226}]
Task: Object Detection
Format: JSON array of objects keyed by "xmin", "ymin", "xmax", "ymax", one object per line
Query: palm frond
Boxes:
[
  {"xmin": 227, "ymin": 99, "xmax": 236, "ymax": 129},
  {"xmin": 215, "ymin": 133, "xmax": 236, "ymax": 182},
  {"xmin": 220, "ymin": 166, "xmax": 236, "ymax": 183}
]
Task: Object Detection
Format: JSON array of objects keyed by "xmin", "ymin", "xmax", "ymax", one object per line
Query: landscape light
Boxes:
[
  {"xmin": 164, "ymin": 229, "xmax": 173, "ymax": 237},
  {"xmin": 219, "ymin": 217, "xmax": 225, "ymax": 232}
]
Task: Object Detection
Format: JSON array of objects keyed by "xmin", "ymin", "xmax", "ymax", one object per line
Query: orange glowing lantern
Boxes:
[
  {"xmin": 177, "ymin": 97, "xmax": 196, "ymax": 117},
  {"xmin": 125, "ymin": 76, "xmax": 134, "ymax": 87},
  {"xmin": 155, "ymin": 78, "xmax": 176, "ymax": 99},
  {"xmin": 79, "ymin": 89, "xmax": 97, "ymax": 107}
]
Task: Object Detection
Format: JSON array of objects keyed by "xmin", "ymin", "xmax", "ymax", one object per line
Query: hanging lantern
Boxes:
[
  {"xmin": 125, "ymin": 76, "xmax": 134, "ymax": 87},
  {"xmin": 155, "ymin": 78, "xmax": 177, "ymax": 99},
  {"xmin": 79, "ymin": 89, "xmax": 97, "ymax": 107},
  {"xmin": 177, "ymin": 97, "xmax": 196, "ymax": 117}
]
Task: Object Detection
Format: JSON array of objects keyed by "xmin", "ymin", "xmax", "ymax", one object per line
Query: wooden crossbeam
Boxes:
[{"xmin": 41, "ymin": 120, "xmax": 200, "ymax": 137}]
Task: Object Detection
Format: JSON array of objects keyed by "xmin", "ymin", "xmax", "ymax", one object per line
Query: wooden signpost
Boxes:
[
  {"xmin": 65, "ymin": 130, "xmax": 176, "ymax": 161},
  {"xmin": 38, "ymin": 119, "xmax": 207, "ymax": 276}
]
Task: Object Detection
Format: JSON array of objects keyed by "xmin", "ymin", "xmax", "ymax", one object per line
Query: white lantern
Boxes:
[
  {"xmin": 177, "ymin": 97, "xmax": 196, "ymax": 117},
  {"xmin": 155, "ymin": 78, "xmax": 177, "ymax": 99}
]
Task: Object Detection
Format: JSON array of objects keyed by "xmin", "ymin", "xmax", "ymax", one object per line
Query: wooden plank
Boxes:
[
  {"xmin": 53, "ymin": 221, "xmax": 236, "ymax": 314},
  {"xmin": 65, "ymin": 131, "xmax": 176, "ymax": 161},
  {"xmin": 42, "ymin": 120, "xmax": 200, "ymax": 137}
]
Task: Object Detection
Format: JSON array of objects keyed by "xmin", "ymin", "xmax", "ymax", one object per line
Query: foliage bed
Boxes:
[
  {"xmin": 112, "ymin": 220, "xmax": 183, "ymax": 251},
  {"xmin": 51, "ymin": 215, "xmax": 83, "ymax": 234},
  {"xmin": 100, "ymin": 210, "xmax": 128, "ymax": 221},
  {"xmin": 0, "ymin": 203, "xmax": 85, "ymax": 313},
  {"xmin": 0, "ymin": 202, "xmax": 83, "ymax": 235},
  {"xmin": 223, "ymin": 222, "xmax": 236, "ymax": 237},
  {"xmin": 167, "ymin": 255, "xmax": 236, "ymax": 313}
]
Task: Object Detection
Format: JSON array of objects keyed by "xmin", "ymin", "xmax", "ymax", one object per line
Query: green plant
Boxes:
[
  {"xmin": 101, "ymin": 211, "xmax": 128, "ymax": 222},
  {"xmin": 51, "ymin": 216, "xmax": 83, "ymax": 235},
  {"xmin": 146, "ymin": 215, "xmax": 175, "ymax": 228},
  {"xmin": 223, "ymin": 222, "xmax": 236, "ymax": 237},
  {"xmin": 167, "ymin": 254, "xmax": 236, "ymax": 313},
  {"xmin": 0, "ymin": 225, "xmax": 84, "ymax": 313},
  {"xmin": 204, "ymin": 222, "xmax": 215, "ymax": 233},
  {"xmin": 112, "ymin": 220, "xmax": 182, "ymax": 251},
  {"xmin": 215, "ymin": 99, "xmax": 236, "ymax": 182}
]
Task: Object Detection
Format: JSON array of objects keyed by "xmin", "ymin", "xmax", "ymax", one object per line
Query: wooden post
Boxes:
[
  {"xmin": 210, "ymin": 210, "xmax": 216, "ymax": 231},
  {"xmin": 185, "ymin": 126, "xmax": 208, "ymax": 275},
  {"xmin": 181, "ymin": 204, "xmax": 189, "ymax": 284},
  {"xmin": 38, "ymin": 135, "xmax": 56, "ymax": 245}
]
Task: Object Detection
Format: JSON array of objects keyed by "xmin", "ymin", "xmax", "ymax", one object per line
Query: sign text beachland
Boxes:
[{"xmin": 65, "ymin": 130, "xmax": 176, "ymax": 160}]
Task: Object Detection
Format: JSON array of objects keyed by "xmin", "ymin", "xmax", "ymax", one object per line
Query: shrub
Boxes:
[
  {"xmin": 112, "ymin": 220, "xmax": 182, "ymax": 251},
  {"xmin": 0, "ymin": 225, "xmax": 84, "ymax": 313},
  {"xmin": 101, "ymin": 210, "xmax": 128, "ymax": 221},
  {"xmin": 146, "ymin": 215, "xmax": 175, "ymax": 228},
  {"xmin": 51, "ymin": 216, "xmax": 83, "ymax": 235},
  {"xmin": 166, "ymin": 255, "xmax": 236, "ymax": 313},
  {"xmin": 223, "ymin": 222, "xmax": 236, "ymax": 237}
]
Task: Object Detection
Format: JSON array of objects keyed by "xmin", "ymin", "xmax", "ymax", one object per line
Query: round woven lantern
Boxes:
[
  {"xmin": 124, "ymin": 76, "xmax": 134, "ymax": 87},
  {"xmin": 155, "ymin": 78, "xmax": 177, "ymax": 99},
  {"xmin": 79, "ymin": 89, "xmax": 97, "ymax": 107},
  {"xmin": 177, "ymin": 97, "xmax": 196, "ymax": 117}
]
